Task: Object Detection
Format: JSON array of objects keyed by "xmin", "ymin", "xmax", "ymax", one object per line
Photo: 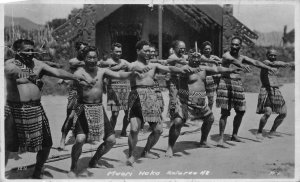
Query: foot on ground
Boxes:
[
  {"xmin": 165, "ymin": 148, "xmax": 174, "ymax": 158},
  {"xmin": 89, "ymin": 160, "xmax": 114, "ymax": 168},
  {"xmin": 256, "ymin": 133, "xmax": 264, "ymax": 140},
  {"xmin": 268, "ymin": 131, "xmax": 281, "ymax": 137},
  {"xmin": 199, "ymin": 142, "xmax": 214, "ymax": 148},
  {"xmin": 31, "ymin": 171, "xmax": 43, "ymax": 179},
  {"xmin": 216, "ymin": 137, "xmax": 226, "ymax": 148},
  {"xmin": 231, "ymin": 135, "xmax": 243, "ymax": 142},
  {"xmin": 67, "ymin": 171, "xmax": 77, "ymax": 178},
  {"xmin": 126, "ymin": 156, "xmax": 135, "ymax": 166},
  {"xmin": 58, "ymin": 142, "xmax": 65, "ymax": 151},
  {"xmin": 141, "ymin": 151, "xmax": 159, "ymax": 159}
]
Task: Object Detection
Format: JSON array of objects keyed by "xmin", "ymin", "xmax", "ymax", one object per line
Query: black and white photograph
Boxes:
[{"xmin": 1, "ymin": 0, "xmax": 299, "ymax": 180}]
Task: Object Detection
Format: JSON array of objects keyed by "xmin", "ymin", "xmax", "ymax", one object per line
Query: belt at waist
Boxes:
[
  {"xmin": 131, "ymin": 85, "xmax": 155, "ymax": 90},
  {"xmin": 6, "ymin": 100, "xmax": 41, "ymax": 107},
  {"xmin": 77, "ymin": 101, "xmax": 103, "ymax": 106}
]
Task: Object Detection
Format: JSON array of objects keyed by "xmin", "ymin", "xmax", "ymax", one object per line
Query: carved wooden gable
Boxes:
[
  {"xmin": 222, "ymin": 5, "xmax": 258, "ymax": 52},
  {"xmin": 52, "ymin": 4, "xmax": 96, "ymax": 45}
]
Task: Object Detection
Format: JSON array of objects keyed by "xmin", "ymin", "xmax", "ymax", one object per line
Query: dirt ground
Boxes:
[{"xmin": 4, "ymin": 83, "xmax": 296, "ymax": 180}]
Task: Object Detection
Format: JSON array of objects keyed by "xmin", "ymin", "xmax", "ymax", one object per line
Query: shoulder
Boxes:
[
  {"xmin": 33, "ymin": 58, "xmax": 44, "ymax": 65},
  {"xmin": 69, "ymin": 57, "xmax": 79, "ymax": 63},
  {"xmin": 183, "ymin": 54, "xmax": 188, "ymax": 59},
  {"xmin": 240, "ymin": 55, "xmax": 249, "ymax": 60},
  {"xmin": 74, "ymin": 67, "xmax": 84, "ymax": 75},
  {"xmin": 263, "ymin": 59, "xmax": 271, "ymax": 64},
  {"xmin": 105, "ymin": 58, "xmax": 115, "ymax": 63},
  {"xmin": 211, "ymin": 55, "xmax": 220, "ymax": 59},
  {"xmin": 5, "ymin": 58, "xmax": 15, "ymax": 66},
  {"xmin": 168, "ymin": 54, "xmax": 178, "ymax": 59},
  {"xmin": 222, "ymin": 51, "xmax": 232, "ymax": 59},
  {"xmin": 120, "ymin": 59, "xmax": 128, "ymax": 63},
  {"xmin": 101, "ymin": 67, "xmax": 110, "ymax": 74},
  {"xmin": 4, "ymin": 58, "xmax": 18, "ymax": 70}
]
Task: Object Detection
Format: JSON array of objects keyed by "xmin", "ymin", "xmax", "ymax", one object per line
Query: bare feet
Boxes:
[
  {"xmin": 58, "ymin": 140, "xmax": 65, "ymax": 151},
  {"xmin": 268, "ymin": 131, "xmax": 280, "ymax": 137},
  {"xmin": 216, "ymin": 136, "xmax": 225, "ymax": 147},
  {"xmin": 126, "ymin": 156, "xmax": 135, "ymax": 166},
  {"xmin": 231, "ymin": 135, "xmax": 243, "ymax": 142},
  {"xmin": 165, "ymin": 147, "xmax": 173, "ymax": 158},
  {"xmin": 67, "ymin": 171, "xmax": 77, "ymax": 178},
  {"xmin": 256, "ymin": 133, "xmax": 264, "ymax": 140},
  {"xmin": 31, "ymin": 171, "xmax": 43, "ymax": 179},
  {"xmin": 141, "ymin": 151, "xmax": 159, "ymax": 159},
  {"xmin": 199, "ymin": 142, "xmax": 214, "ymax": 148},
  {"xmin": 89, "ymin": 160, "xmax": 114, "ymax": 168},
  {"xmin": 89, "ymin": 162, "xmax": 107, "ymax": 169}
]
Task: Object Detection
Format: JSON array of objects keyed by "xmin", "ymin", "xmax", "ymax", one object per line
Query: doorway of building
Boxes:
[{"xmin": 116, "ymin": 35, "xmax": 139, "ymax": 62}]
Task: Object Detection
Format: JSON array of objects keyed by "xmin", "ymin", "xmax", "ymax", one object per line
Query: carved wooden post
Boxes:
[{"xmin": 222, "ymin": 4, "xmax": 234, "ymax": 53}]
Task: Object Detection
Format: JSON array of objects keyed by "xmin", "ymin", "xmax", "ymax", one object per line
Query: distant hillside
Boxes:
[
  {"xmin": 5, "ymin": 16, "xmax": 43, "ymax": 30},
  {"xmin": 253, "ymin": 31, "xmax": 284, "ymax": 47}
]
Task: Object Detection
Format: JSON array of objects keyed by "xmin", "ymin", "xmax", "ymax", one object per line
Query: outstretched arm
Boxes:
[
  {"xmin": 110, "ymin": 60, "xmax": 131, "ymax": 71},
  {"xmin": 157, "ymin": 64, "xmax": 202, "ymax": 74},
  {"xmin": 264, "ymin": 60, "xmax": 294, "ymax": 68},
  {"xmin": 44, "ymin": 61, "xmax": 63, "ymax": 68},
  {"xmin": 166, "ymin": 57, "xmax": 188, "ymax": 65},
  {"xmin": 200, "ymin": 55, "xmax": 220, "ymax": 65},
  {"xmin": 42, "ymin": 62, "xmax": 87, "ymax": 82},
  {"xmin": 243, "ymin": 56, "xmax": 276, "ymax": 74},
  {"xmin": 204, "ymin": 65, "xmax": 242, "ymax": 75}
]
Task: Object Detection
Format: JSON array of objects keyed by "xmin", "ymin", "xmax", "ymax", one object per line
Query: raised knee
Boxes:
[
  {"xmin": 206, "ymin": 114, "xmax": 214, "ymax": 124},
  {"xmin": 106, "ymin": 135, "xmax": 116, "ymax": 146},
  {"xmin": 112, "ymin": 111, "xmax": 119, "ymax": 118},
  {"xmin": 153, "ymin": 127, "xmax": 163, "ymax": 135},
  {"xmin": 264, "ymin": 107, "xmax": 272, "ymax": 116},
  {"xmin": 173, "ymin": 118, "xmax": 183, "ymax": 127},
  {"xmin": 76, "ymin": 135, "xmax": 86, "ymax": 144}
]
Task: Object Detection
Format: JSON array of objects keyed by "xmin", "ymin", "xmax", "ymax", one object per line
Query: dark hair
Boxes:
[
  {"xmin": 111, "ymin": 42, "xmax": 122, "ymax": 51},
  {"xmin": 231, "ymin": 36, "xmax": 243, "ymax": 45},
  {"xmin": 82, "ymin": 46, "xmax": 99, "ymax": 59},
  {"xmin": 135, "ymin": 40, "xmax": 150, "ymax": 51},
  {"xmin": 75, "ymin": 41, "xmax": 88, "ymax": 51},
  {"xmin": 202, "ymin": 41, "xmax": 212, "ymax": 50},
  {"xmin": 171, "ymin": 40, "xmax": 184, "ymax": 49},
  {"xmin": 13, "ymin": 39, "xmax": 34, "ymax": 51},
  {"xmin": 149, "ymin": 44, "xmax": 156, "ymax": 49},
  {"xmin": 266, "ymin": 48, "xmax": 277, "ymax": 56}
]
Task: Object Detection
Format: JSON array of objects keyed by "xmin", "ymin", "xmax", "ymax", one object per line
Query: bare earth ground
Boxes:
[{"xmin": 5, "ymin": 83, "xmax": 295, "ymax": 180}]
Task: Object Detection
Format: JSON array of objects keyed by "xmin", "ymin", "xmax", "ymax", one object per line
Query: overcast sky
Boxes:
[
  {"xmin": 233, "ymin": 4, "xmax": 295, "ymax": 33},
  {"xmin": 4, "ymin": 3, "xmax": 295, "ymax": 33}
]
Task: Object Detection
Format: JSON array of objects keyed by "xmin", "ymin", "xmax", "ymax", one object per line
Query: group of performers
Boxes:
[{"xmin": 4, "ymin": 37, "xmax": 294, "ymax": 178}]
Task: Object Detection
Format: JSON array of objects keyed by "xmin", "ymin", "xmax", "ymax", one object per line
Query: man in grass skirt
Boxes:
[
  {"xmin": 58, "ymin": 41, "xmax": 88, "ymax": 150},
  {"xmin": 216, "ymin": 37, "xmax": 277, "ymax": 147},
  {"xmin": 5, "ymin": 39, "xmax": 87, "ymax": 179},
  {"xmin": 200, "ymin": 41, "xmax": 222, "ymax": 110},
  {"xmin": 256, "ymin": 49, "xmax": 294, "ymax": 140},
  {"xmin": 68, "ymin": 46, "xmax": 137, "ymax": 177},
  {"xmin": 104, "ymin": 43, "xmax": 131, "ymax": 136},
  {"xmin": 126, "ymin": 40, "xmax": 195, "ymax": 166}
]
